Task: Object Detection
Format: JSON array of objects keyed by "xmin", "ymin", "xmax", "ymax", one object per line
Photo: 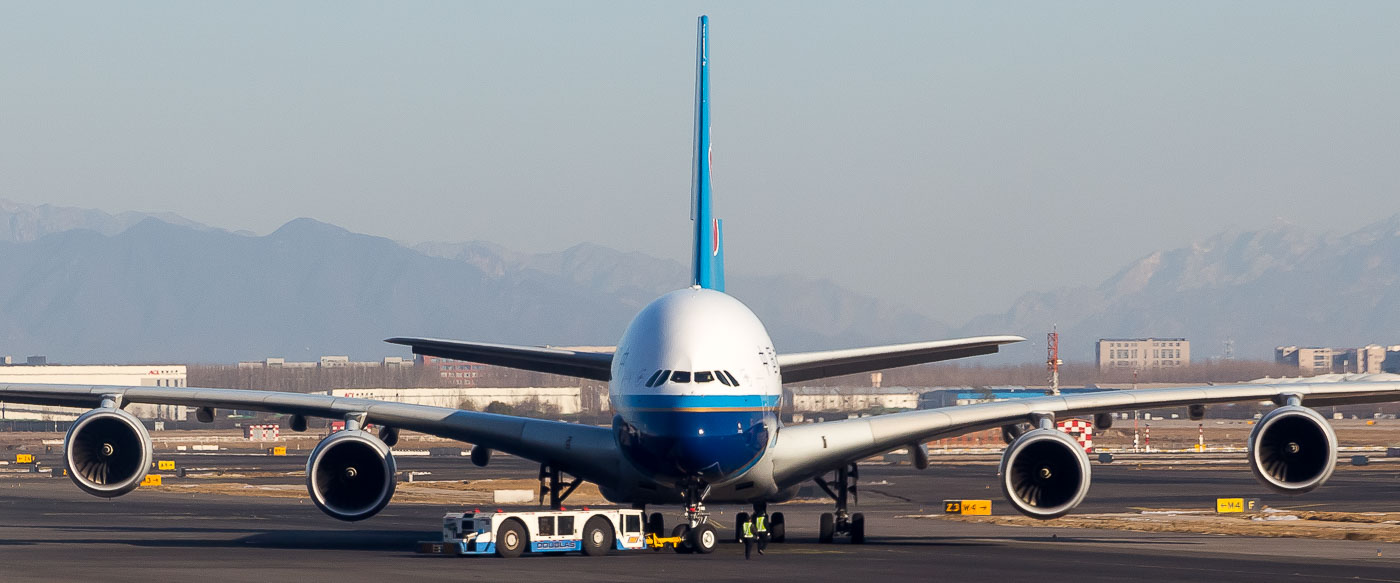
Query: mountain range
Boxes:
[
  {"xmin": 2, "ymin": 199, "xmax": 1397, "ymax": 364},
  {"xmin": 0, "ymin": 200, "xmax": 947, "ymax": 363}
]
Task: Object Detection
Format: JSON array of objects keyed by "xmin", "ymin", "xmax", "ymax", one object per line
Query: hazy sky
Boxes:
[{"xmin": 2, "ymin": 2, "xmax": 1397, "ymax": 324}]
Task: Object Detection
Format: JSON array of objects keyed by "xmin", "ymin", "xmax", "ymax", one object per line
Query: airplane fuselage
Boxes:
[{"xmin": 608, "ymin": 287, "xmax": 783, "ymax": 492}]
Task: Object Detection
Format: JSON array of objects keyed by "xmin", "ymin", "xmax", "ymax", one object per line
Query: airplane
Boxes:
[{"xmin": 6, "ymin": 14, "xmax": 1400, "ymax": 556}]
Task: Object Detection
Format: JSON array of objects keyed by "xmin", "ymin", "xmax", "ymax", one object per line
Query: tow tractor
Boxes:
[{"xmin": 418, "ymin": 508, "xmax": 661, "ymax": 558}]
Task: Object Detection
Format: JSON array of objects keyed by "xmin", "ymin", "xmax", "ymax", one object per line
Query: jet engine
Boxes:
[
  {"xmin": 64, "ymin": 407, "xmax": 153, "ymax": 498},
  {"xmin": 1248, "ymin": 406, "xmax": 1337, "ymax": 494},
  {"xmin": 306, "ymin": 429, "xmax": 397, "ymax": 521},
  {"xmin": 999, "ymin": 428, "xmax": 1090, "ymax": 519}
]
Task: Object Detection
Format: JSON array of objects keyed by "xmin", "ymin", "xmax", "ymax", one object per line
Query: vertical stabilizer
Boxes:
[{"xmin": 691, "ymin": 15, "xmax": 725, "ymax": 291}]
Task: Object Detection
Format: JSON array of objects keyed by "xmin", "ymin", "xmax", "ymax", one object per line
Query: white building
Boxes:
[
  {"xmin": 0, "ymin": 365, "xmax": 188, "ymax": 421},
  {"xmin": 321, "ymin": 387, "xmax": 585, "ymax": 415},
  {"xmin": 787, "ymin": 387, "xmax": 921, "ymax": 413}
]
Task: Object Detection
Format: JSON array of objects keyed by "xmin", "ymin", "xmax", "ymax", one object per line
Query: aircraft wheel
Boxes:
[
  {"xmin": 734, "ymin": 511, "xmax": 750, "ymax": 543},
  {"xmin": 771, "ymin": 512, "xmax": 786, "ymax": 543},
  {"xmin": 690, "ymin": 523, "xmax": 718, "ymax": 554},
  {"xmin": 647, "ymin": 512, "xmax": 665, "ymax": 536},
  {"xmin": 672, "ymin": 524, "xmax": 694, "ymax": 554},
  {"xmin": 851, "ymin": 512, "xmax": 865, "ymax": 544},
  {"xmin": 582, "ymin": 515, "xmax": 614, "ymax": 556},
  {"xmin": 819, "ymin": 512, "xmax": 834, "ymax": 544},
  {"xmin": 495, "ymin": 518, "xmax": 528, "ymax": 558}
]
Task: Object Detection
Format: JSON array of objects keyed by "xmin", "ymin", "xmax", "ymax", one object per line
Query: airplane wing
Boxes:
[
  {"xmin": 384, "ymin": 337, "xmax": 614, "ymax": 381},
  {"xmin": 776, "ymin": 335, "xmax": 1025, "ymax": 384},
  {"xmin": 769, "ymin": 377, "xmax": 1400, "ymax": 486},
  {"xmin": 0, "ymin": 383, "xmax": 622, "ymax": 487}
]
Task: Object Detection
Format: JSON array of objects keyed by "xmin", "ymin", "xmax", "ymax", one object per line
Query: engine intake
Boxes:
[
  {"xmin": 306, "ymin": 430, "xmax": 397, "ymax": 521},
  {"xmin": 1248, "ymin": 406, "xmax": 1337, "ymax": 494},
  {"xmin": 64, "ymin": 408, "xmax": 153, "ymax": 498},
  {"xmin": 999, "ymin": 428, "xmax": 1090, "ymax": 519}
]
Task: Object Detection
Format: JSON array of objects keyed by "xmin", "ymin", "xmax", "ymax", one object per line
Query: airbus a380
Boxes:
[{"xmin": 6, "ymin": 15, "xmax": 1400, "ymax": 555}]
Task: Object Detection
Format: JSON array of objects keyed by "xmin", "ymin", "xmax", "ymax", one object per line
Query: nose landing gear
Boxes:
[
  {"xmin": 813, "ymin": 463, "xmax": 865, "ymax": 544},
  {"xmin": 669, "ymin": 478, "xmax": 718, "ymax": 554}
]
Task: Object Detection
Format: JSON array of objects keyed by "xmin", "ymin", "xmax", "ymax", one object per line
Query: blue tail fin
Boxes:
[{"xmin": 691, "ymin": 15, "xmax": 724, "ymax": 292}]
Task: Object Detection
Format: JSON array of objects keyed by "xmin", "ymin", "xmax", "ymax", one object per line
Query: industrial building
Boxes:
[
  {"xmin": 0, "ymin": 364, "xmax": 188, "ymax": 421},
  {"xmin": 237, "ymin": 356, "xmax": 415, "ymax": 369},
  {"xmin": 1276, "ymin": 344, "xmax": 1391, "ymax": 374},
  {"xmin": 321, "ymin": 387, "xmax": 587, "ymax": 415},
  {"xmin": 1096, "ymin": 338, "xmax": 1190, "ymax": 371},
  {"xmin": 917, "ymin": 386, "xmax": 1110, "ymax": 409},
  {"xmin": 415, "ymin": 355, "xmax": 485, "ymax": 386},
  {"xmin": 786, "ymin": 387, "xmax": 920, "ymax": 413}
]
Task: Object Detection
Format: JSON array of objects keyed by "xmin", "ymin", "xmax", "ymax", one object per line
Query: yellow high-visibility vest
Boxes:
[
  {"xmin": 755, "ymin": 515, "xmax": 767, "ymax": 533},
  {"xmin": 742, "ymin": 521, "xmax": 755, "ymax": 538}
]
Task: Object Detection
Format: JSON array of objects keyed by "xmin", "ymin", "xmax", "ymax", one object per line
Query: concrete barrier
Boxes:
[{"xmin": 493, "ymin": 489, "xmax": 534, "ymax": 504}]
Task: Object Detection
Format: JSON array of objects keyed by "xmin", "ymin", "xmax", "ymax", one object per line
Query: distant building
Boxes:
[
  {"xmin": 237, "ymin": 356, "xmax": 415, "ymax": 369},
  {"xmin": 918, "ymin": 386, "xmax": 1110, "ymax": 409},
  {"xmin": 319, "ymin": 356, "xmax": 350, "ymax": 368},
  {"xmin": 322, "ymin": 387, "xmax": 584, "ymax": 415},
  {"xmin": 415, "ymin": 355, "xmax": 485, "ymax": 386},
  {"xmin": 1096, "ymin": 338, "xmax": 1190, "ymax": 371},
  {"xmin": 0, "ymin": 365, "xmax": 188, "ymax": 421},
  {"xmin": 787, "ymin": 387, "xmax": 920, "ymax": 413},
  {"xmin": 1277, "ymin": 344, "xmax": 1388, "ymax": 374},
  {"xmin": 1386, "ymin": 346, "xmax": 1400, "ymax": 374}
]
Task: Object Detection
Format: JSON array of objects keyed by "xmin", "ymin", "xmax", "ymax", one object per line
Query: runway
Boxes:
[{"xmin": 3, "ymin": 452, "xmax": 1400, "ymax": 582}]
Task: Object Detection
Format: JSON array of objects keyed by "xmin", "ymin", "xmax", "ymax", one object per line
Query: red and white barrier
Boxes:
[{"xmin": 1056, "ymin": 419, "xmax": 1093, "ymax": 453}]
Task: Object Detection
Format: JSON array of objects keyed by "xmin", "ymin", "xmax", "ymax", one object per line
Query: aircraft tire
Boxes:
[
  {"xmin": 771, "ymin": 512, "xmax": 786, "ymax": 542},
  {"xmin": 851, "ymin": 513, "xmax": 865, "ymax": 544},
  {"xmin": 672, "ymin": 524, "xmax": 694, "ymax": 554},
  {"xmin": 691, "ymin": 523, "xmax": 718, "ymax": 554},
  {"xmin": 819, "ymin": 513, "xmax": 834, "ymax": 544},
  {"xmin": 648, "ymin": 512, "xmax": 665, "ymax": 536},
  {"xmin": 734, "ymin": 512, "xmax": 750, "ymax": 543}
]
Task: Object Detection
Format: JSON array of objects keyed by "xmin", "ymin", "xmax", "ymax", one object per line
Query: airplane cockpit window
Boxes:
[
  {"xmin": 671, "ymin": 370, "xmax": 691, "ymax": 383},
  {"xmin": 722, "ymin": 370, "xmax": 740, "ymax": 386},
  {"xmin": 645, "ymin": 370, "xmax": 665, "ymax": 387},
  {"xmin": 715, "ymin": 371, "xmax": 732, "ymax": 386},
  {"xmin": 694, "ymin": 371, "xmax": 714, "ymax": 383}
]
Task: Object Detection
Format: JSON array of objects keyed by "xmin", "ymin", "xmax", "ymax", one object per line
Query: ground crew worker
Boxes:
[
  {"xmin": 741, "ymin": 517, "xmax": 757, "ymax": 559},
  {"xmin": 754, "ymin": 513, "xmax": 769, "ymax": 554}
]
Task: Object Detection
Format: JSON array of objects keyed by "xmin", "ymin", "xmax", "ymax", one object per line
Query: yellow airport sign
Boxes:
[
  {"xmin": 944, "ymin": 499, "xmax": 992, "ymax": 516},
  {"xmin": 16, "ymin": 454, "xmax": 34, "ymax": 464},
  {"xmin": 271, "ymin": 446, "xmax": 287, "ymax": 456},
  {"xmin": 1216, "ymin": 497, "xmax": 1261, "ymax": 513},
  {"xmin": 141, "ymin": 474, "xmax": 163, "ymax": 487},
  {"xmin": 157, "ymin": 460, "xmax": 175, "ymax": 471}
]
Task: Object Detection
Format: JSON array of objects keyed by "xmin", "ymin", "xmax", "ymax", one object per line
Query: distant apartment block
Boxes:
[
  {"xmin": 1096, "ymin": 338, "xmax": 1190, "ymax": 371},
  {"xmin": 1276, "ymin": 344, "xmax": 1388, "ymax": 374}
]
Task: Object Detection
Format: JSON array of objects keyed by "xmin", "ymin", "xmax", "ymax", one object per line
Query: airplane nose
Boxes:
[{"xmin": 615, "ymin": 412, "xmax": 771, "ymax": 480}]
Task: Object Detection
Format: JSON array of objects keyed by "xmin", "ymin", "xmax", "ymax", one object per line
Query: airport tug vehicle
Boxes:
[{"xmin": 418, "ymin": 508, "xmax": 652, "ymax": 558}]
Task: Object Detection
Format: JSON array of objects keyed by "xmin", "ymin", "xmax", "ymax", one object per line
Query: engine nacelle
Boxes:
[
  {"xmin": 64, "ymin": 407, "xmax": 153, "ymax": 498},
  {"xmin": 999, "ymin": 428, "xmax": 1091, "ymax": 519},
  {"xmin": 306, "ymin": 430, "xmax": 397, "ymax": 521},
  {"xmin": 1248, "ymin": 406, "xmax": 1337, "ymax": 494}
]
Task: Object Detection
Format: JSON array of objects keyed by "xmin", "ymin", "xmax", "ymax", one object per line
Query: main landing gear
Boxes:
[
  {"xmin": 538, "ymin": 463, "xmax": 583, "ymax": 510},
  {"xmin": 813, "ymin": 463, "xmax": 864, "ymax": 544},
  {"xmin": 667, "ymin": 478, "xmax": 719, "ymax": 554}
]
